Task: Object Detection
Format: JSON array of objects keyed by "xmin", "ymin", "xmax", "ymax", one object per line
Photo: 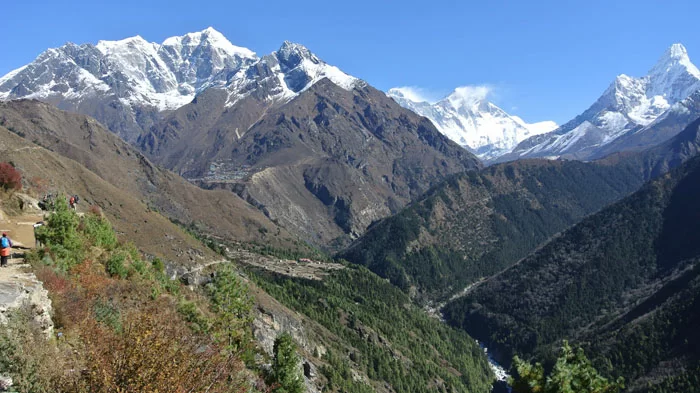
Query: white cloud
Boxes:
[
  {"xmin": 387, "ymin": 86, "xmax": 443, "ymax": 104},
  {"xmin": 390, "ymin": 84, "xmax": 498, "ymax": 105},
  {"xmin": 446, "ymin": 85, "xmax": 495, "ymax": 107}
]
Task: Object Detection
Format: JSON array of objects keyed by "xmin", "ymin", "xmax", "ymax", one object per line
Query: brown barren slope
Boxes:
[
  {"xmin": 0, "ymin": 100, "xmax": 293, "ymax": 248},
  {"xmin": 0, "ymin": 124, "xmax": 223, "ymax": 270}
]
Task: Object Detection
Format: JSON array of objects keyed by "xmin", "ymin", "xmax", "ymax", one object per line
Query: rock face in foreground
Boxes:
[{"xmin": 0, "ymin": 265, "xmax": 54, "ymax": 339}]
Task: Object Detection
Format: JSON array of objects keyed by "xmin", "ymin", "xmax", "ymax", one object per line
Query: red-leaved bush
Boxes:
[{"xmin": 0, "ymin": 162, "xmax": 22, "ymax": 191}]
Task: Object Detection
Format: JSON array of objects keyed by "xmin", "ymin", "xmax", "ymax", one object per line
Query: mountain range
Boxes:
[
  {"xmin": 0, "ymin": 28, "xmax": 358, "ymax": 143},
  {"xmin": 385, "ymin": 44, "xmax": 700, "ymax": 164},
  {"xmin": 3, "ymin": 30, "xmax": 700, "ymax": 169},
  {"xmin": 0, "ymin": 28, "xmax": 480, "ymax": 249}
]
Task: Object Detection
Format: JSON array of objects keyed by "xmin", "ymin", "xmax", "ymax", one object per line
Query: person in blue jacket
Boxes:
[{"xmin": 1, "ymin": 232, "xmax": 12, "ymax": 267}]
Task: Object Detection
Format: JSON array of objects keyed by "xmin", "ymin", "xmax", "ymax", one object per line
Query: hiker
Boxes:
[
  {"xmin": 40, "ymin": 193, "xmax": 55, "ymax": 211},
  {"xmin": 69, "ymin": 195, "xmax": 76, "ymax": 210},
  {"xmin": 1, "ymin": 232, "xmax": 12, "ymax": 267}
]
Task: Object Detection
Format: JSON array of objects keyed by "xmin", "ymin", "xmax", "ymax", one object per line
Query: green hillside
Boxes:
[
  {"xmin": 443, "ymin": 155, "xmax": 700, "ymax": 392},
  {"xmin": 340, "ymin": 159, "xmax": 645, "ymax": 301}
]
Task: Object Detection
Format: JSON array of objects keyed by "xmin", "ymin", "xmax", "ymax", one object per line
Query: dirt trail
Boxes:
[
  {"xmin": 0, "ymin": 213, "xmax": 43, "ymax": 250},
  {"xmin": 0, "ymin": 212, "xmax": 44, "ymax": 283}
]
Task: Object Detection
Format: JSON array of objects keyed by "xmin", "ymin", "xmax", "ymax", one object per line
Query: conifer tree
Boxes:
[
  {"xmin": 511, "ymin": 341, "xmax": 624, "ymax": 393},
  {"xmin": 271, "ymin": 333, "xmax": 304, "ymax": 393}
]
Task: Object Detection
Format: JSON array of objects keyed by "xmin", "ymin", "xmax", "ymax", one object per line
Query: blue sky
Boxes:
[{"xmin": 1, "ymin": 0, "xmax": 699, "ymax": 124}]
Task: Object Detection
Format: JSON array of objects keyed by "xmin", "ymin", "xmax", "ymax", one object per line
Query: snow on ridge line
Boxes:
[
  {"xmin": 511, "ymin": 116, "xmax": 559, "ymax": 134},
  {"xmin": 224, "ymin": 48, "xmax": 361, "ymax": 108},
  {"xmin": 0, "ymin": 65, "xmax": 28, "ymax": 87},
  {"xmin": 96, "ymin": 28, "xmax": 257, "ymax": 59},
  {"xmin": 511, "ymin": 43, "xmax": 700, "ymax": 160},
  {"xmin": 161, "ymin": 27, "xmax": 257, "ymax": 59},
  {"xmin": 0, "ymin": 27, "xmax": 361, "ymax": 115}
]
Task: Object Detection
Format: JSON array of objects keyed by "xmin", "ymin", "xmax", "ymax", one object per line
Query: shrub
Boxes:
[
  {"xmin": 151, "ymin": 256, "xmax": 165, "ymax": 273},
  {"xmin": 0, "ymin": 307, "xmax": 60, "ymax": 392},
  {"xmin": 93, "ymin": 300, "xmax": 121, "ymax": 331},
  {"xmin": 177, "ymin": 300, "xmax": 211, "ymax": 333},
  {"xmin": 0, "ymin": 162, "xmax": 22, "ymax": 191},
  {"xmin": 105, "ymin": 252, "xmax": 128, "ymax": 278},
  {"xmin": 65, "ymin": 309, "xmax": 246, "ymax": 393},
  {"xmin": 35, "ymin": 198, "xmax": 83, "ymax": 268},
  {"xmin": 80, "ymin": 212, "xmax": 117, "ymax": 250}
]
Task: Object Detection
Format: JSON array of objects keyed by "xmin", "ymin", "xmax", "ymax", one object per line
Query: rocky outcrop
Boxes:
[
  {"xmin": 251, "ymin": 290, "xmax": 326, "ymax": 393},
  {"xmin": 0, "ymin": 266, "xmax": 54, "ymax": 338},
  {"xmin": 0, "ymin": 375, "xmax": 12, "ymax": 391}
]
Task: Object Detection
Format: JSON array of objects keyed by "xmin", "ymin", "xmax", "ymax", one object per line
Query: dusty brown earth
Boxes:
[
  {"xmin": 0, "ymin": 125, "xmax": 223, "ymax": 269},
  {"xmin": 0, "ymin": 100, "xmax": 295, "ymax": 250},
  {"xmin": 0, "ymin": 211, "xmax": 54, "ymax": 336},
  {"xmin": 0, "ymin": 213, "xmax": 42, "ymax": 251}
]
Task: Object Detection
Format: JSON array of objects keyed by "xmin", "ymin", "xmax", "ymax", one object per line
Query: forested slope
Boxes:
[
  {"xmin": 443, "ymin": 155, "xmax": 700, "ymax": 392},
  {"xmin": 340, "ymin": 159, "xmax": 646, "ymax": 300}
]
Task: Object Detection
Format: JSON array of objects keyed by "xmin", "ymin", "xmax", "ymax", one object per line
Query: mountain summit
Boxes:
[
  {"xmin": 504, "ymin": 43, "xmax": 700, "ymax": 162},
  {"xmin": 387, "ymin": 87, "xmax": 557, "ymax": 159},
  {"xmin": 0, "ymin": 27, "xmax": 258, "ymax": 141}
]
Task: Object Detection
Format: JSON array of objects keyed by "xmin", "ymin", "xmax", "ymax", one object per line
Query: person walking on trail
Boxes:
[
  {"xmin": 69, "ymin": 195, "xmax": 76, "ymax": 210},
  {"xmin": 1, "ymin": 232, "xmax": 12, "ymax": 267}
]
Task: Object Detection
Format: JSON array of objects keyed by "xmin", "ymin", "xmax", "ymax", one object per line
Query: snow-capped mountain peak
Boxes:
[
  {"xmin": 0, "ymin": 28, "xmax": 261, "ymax": 115},
  {"xmin": 646, "ymin": 43, "xmax": 700, "ymax": 103},
  {"xmin": 386, "ymin": 87, "xmax": 423, "ymax": 102},
  {"xmin": 650, "ymin": 43, "xmax": 697, "ymax": 74},
  {"xmin": 161, "ymin": 27, "xmax": 256, "ymax": 60},
  {"xmin": 505, "ymin": 43, "xmax": 700, "ymax": 162},
  {"xmin": 96, "ymin": 35, "xmax": 154, "ymax": 55},
  {"xmin": 274, "ymin": 41, "xmax": 358, "ymax": 91},
  {"xmin": 222, "ymin": 41, "xmax": 360, "ymax": 107},
  {"xmin": 277, "ymin": 41, "xmax": 318, "ymax": 67},
  {"xmin": 387, "ymin": 86, "xmax": 557, "ymax": 159}
]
